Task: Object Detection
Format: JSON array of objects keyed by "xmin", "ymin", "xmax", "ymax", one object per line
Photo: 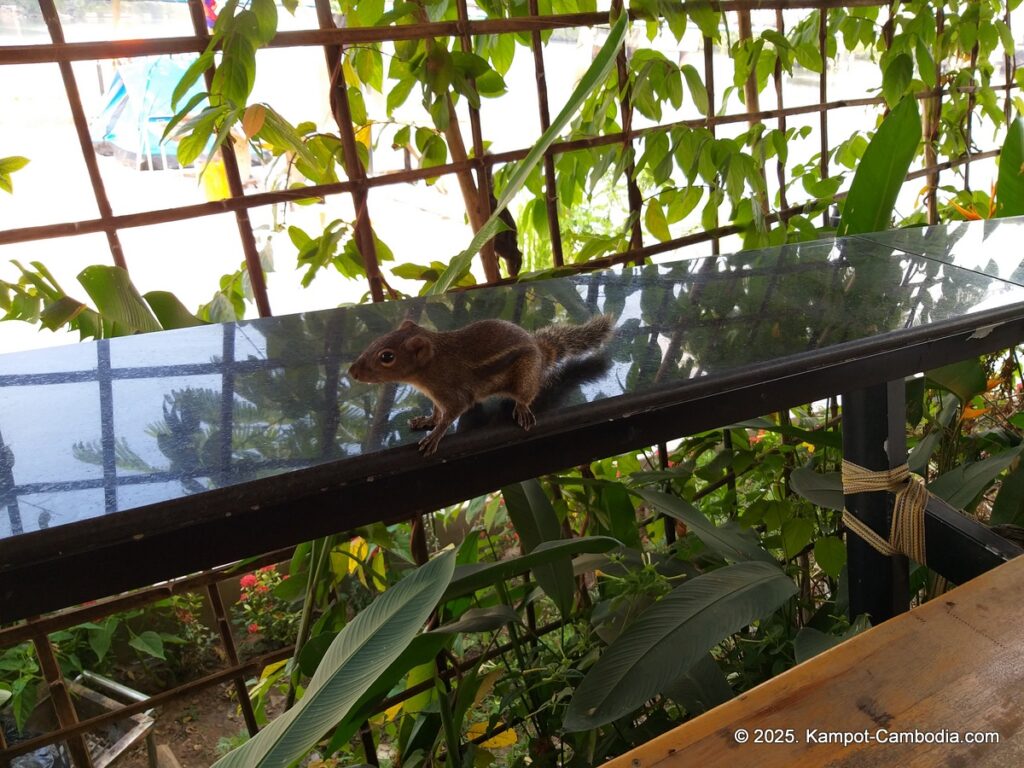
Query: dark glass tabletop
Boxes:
[{"xmin": 4, "ymin": 220, "xmax": 1024, "ymax": 618}]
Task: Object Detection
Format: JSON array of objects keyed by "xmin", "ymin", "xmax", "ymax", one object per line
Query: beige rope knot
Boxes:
[{"xmin": 841, "ymin": 460, "xmax": 928, "ymax": 564}]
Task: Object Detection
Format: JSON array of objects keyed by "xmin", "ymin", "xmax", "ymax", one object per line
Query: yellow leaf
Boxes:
[
  {"xmin": 371, "ymin": 546, "xmax": 387, "ymax": 592},
  {"xmin": 472, "ymin": 670, "xmax": 502, "ymax": 709},
  {"xmin": 342, "ymin": 57, "xmax": 359, "ymax": 88},
  {"xmin": 402, "ymin": 662, "xmax": 436, "ymax": 715},
  {"xmin": 986, "ymin": 377, "xmax": 1004, "ymax": 391},
  {"xmin": 202, "ymin": 156, "xmax": 230, "ymax": 201},
  {"xmin": 259, "ymin": 659, "xmax": 288, "ymax": 681},
  {"xmin": 242, "ymin": 104, "xmax": 266, "ymax": 139},
  {"xmin": 355, "ymin": 123, "xmax": 372, "ymax": 150},
  {"xmin": 466, "ymin": 721, "xmax": 518, "ymax": 749}
]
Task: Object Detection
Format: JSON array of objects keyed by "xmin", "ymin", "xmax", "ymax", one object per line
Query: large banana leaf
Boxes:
[
  {"xmin": 996, "ymin": 116, "xmax": 1024, "ymax": 218},
  {"xmin": 443, "ymin": 536, "xmax": 619, "ymax": 601},
  {"xmin": 77, "ymin": 265, "xmax": 162, "ymax": 336},
  {"xmin": 213, "ymin": 549, "xmax": 455, "ymax": 768},
  {"xmin": 563, "ymin": 561, "xmax": 796, "ymax": 731},
  {"xmin": 928, "ymin": 444, "xmax": 1024, "ymax": 509},
  {"xmin": 502, "ymin": 480, "xmax": 575, "ymax": 617},
  {"xmin": 639, "ymin": 490, "xmax": 774, "ymax": 562},
  {"xmin": 428, "ymin": 11, "xmax": 628, "ymax": 294},
  {"xmin": 837, "ymin": 96, "xmax": 921, "ymax": 236}
]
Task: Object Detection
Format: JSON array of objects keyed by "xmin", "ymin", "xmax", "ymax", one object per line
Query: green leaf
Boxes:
[
  {"xmin": 214, "ymin": 26, "xmax": 257, "ymax": 106},
  {"xmin": 162, "ymin": 91, "xmax": 209, "ymax": 143},
  {"xmin": 39, "ymin": 295, "xmax": 86, "ymax": 331},
  {"xmin": 915, "ymin": 38, "xmax": 936, "ymax": 89},
  {"xmin": 680, "ymin": 64, "xmax": 709, "ymax": 115},
  {"xmin": 0, "ymin": 156, "xmax": 30, "ymax": 174},
  {"xmin": 298, "ymin": 632, "xmax": 338, "ymax": 677},
  {"xmin": 996, "ymin": 116, "xmax": 1024, "ymax": 218},
  {"xmin": 144, "ymin": 291, "xmax": 206, "ymax": 329},
  {"xmin": 666, "ymin": 186, "xmax": 702, "ymax": 222},
  {"xmin": 926, "ymin": 358, "xmax": 987, "ymax": 403},
  {"xmin": 789, "ymin": 467, "xmax": 843, "ymax": 511},
  {"xmin": 324, "ymin": 632, "xmax": 451, "ymax": 751},
  {"xmin": 881, "ymin": 53, "xmax": 913, "ymax": 108},
  {"xmin": 129, "ymin": 630, "xmax": 165, "ymax": 660},
  {"xmin": 11, "ymin": 678, "xmax": 37, "ymax": 733},
  {"xmin": 929, "ymin": 445, "xmax": 1024, "ymax": 510},
  {"xmin": 431, "ymin": 605, "xmax": 520, "ymax": 634},
  {"xmin": 781, "ymin": 517, "xmax": 814, "ymax": 559},
  {"xmin": 428, "ymin": 12, "xmax": 627, "ymax": 295},
  {"xmin": 645, "ymin": 200, "xmax": 671, "ymax": 242},
  {"xmin": 213, "ymin": 550, "xmax": 455, "ymax": 768},
  {"xmin": 662, "ymin": 653, "xmax": 734, "ymax": 715},
  {"xmin": 564, "ymin": 561, "xmax": 796, "ymax": 730},
  {"xmin": 443, "ymin": 537, "xmax": 619, "ymax": 601},
  {"xmin": 386, "ymin": 77, "xmax": 416, "ymax": 116},
  {"xmin": 638, "ymin": 490, "xmax": 774, "ymax": 562},
  {"xmin": 501, "ymin": 481, "xmax": 575, "ymax": 617},
  {"xmin": 991, "ymin": 464, "xmax": 1024, "ymax": 526},
  {"xmin": 908, "ymin": 429, "xmax": 942, "ymax": 476},
  {"xmin": 731, "ymin": 417, "xmax": 842, "ymax": 450},
  {"xmin": 173, "ymin": 51, "xmax": 214, "ymax": 110},
  {"xmin": 837, "ymin": 96, "xmax": 921, "ymax": 236},
  {"xmin": 88, "ymin": 620, "xmax": 116, "ymax": 662},
  {"xmin": 793, "ymin": 617, "xmax": 868, "ymax": 663},
  {"xmin": 813, "ymin": 536, "xmax": 847, "ymax": 579},
  {"xmin": 77, "ymin": 265, "xmax": 162, "ymax": 336},
  {"xmin": 251, "ymin": 0, "xmax": 278, "ymax": 45}
]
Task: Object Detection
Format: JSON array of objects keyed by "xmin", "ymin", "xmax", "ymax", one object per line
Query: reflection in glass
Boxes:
[{"xmin": 3, "ymin": 231, "xmax": 1024, "ymax": 546}]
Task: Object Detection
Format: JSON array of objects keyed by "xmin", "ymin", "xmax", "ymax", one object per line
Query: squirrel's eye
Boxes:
[{"xmin": 378, "ymin": 350, "xmax": 396, "ymax": 365}]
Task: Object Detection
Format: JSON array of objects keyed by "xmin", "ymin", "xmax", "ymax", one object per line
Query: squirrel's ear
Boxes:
[
  {"xmin": 404, "ymin": 335, "xmax": 434, "ymax": 365},
  {"xmin": 399, "ymin": 319, "xmax": 418, "ymax": 330}
]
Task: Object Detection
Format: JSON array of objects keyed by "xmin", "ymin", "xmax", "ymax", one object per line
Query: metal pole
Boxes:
[{"xmin": 841, "ymin": 382, "xmax": 909, "ymax": 623}]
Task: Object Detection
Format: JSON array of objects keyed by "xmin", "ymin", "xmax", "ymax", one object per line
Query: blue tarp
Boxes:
[{"xmin": 90, "ymin": 55, "xmax": 206, "ymax": 170}]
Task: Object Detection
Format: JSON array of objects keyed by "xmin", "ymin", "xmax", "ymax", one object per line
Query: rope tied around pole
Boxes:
[{"xmin": 841, "ymin": 460, "xmax": 928, "ymax": 564}]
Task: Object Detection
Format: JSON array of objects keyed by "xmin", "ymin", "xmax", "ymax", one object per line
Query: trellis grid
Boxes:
[{"xmin": 0, "ymin": 0, "xmax": 1020, "ymax": 763}]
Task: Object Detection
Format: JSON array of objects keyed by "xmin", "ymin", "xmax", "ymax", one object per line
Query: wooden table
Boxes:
[{"xmin": 603, "ymin": 554, "xmax": 1024, "ymax": 767}]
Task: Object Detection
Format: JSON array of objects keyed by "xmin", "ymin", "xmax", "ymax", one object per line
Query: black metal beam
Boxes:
[
  {"xmin": 924, "ymin": 495, "xmax": 1022, "ymax": 584},
  {"xmin": 841, "ymin": 383, "xmax": 910, "ymax": 623}
]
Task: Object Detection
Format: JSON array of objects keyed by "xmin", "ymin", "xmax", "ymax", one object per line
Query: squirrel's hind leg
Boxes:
[
  {"xmin": 507, "ymin": 351, "xmax": 542, "ymax": 432},
  {"xmin": 513, "ymin": 401, "xmax": 536, "ymax": 430}
]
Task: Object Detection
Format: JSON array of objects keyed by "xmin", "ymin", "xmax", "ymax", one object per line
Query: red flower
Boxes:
[
  {"xmin": 256, "ymin": 585, "xmax": 270, "ymax": 593},
  {"xmin": 239, "ymin": 573, "xmax": 258, "ymax": 589},
  {"xmin": 259, "ymin": 565, "xmax": 277, "ymax": 573},
  {"xmin": 239, "ymin": 593, "xmax": 249, "ymax": 602},
  {"xmin": 247, "ymin": 622, "xmax": 260, "ymax": 634}
]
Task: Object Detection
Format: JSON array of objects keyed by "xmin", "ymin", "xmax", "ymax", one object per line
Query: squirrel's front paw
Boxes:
[
  {"xmin": 513, "ymin": 403, "xmax": 536, "ymax": 431},
  {"xmin": 418, "ymin": 430, "xmax": 444, "ymax": 455},
  {"xmin": 409, "ymin": 415, "xmax": 435, "ymax": 430}
]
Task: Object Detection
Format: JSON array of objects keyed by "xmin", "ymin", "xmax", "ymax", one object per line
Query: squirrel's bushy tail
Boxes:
[{"xmin": 534, "ymin": 314, "xmax": 614, "ymax": 368}]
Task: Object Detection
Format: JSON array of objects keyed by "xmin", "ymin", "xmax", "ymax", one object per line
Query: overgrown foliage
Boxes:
[{"xmin": 3, "ymin": 0, "xmax": 1024, "ymax": 764}]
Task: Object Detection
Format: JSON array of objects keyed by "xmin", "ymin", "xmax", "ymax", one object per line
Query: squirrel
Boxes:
[{"xmin": 349, "ymin": 314, "xmax": 614, "ymax": 455}]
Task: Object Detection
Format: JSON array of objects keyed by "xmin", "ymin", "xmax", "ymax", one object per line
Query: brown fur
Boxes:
[{"xmin": 349, "ymin": 315, "xmax": 614, "ymax": 455}]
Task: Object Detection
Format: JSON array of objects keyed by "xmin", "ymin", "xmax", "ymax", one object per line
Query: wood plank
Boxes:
[{"xmin": 603, "ymin": 555, "xmax": 1024, "ymax": 768}]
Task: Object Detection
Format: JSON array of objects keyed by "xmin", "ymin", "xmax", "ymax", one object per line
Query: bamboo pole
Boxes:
[
  {"xmin": 312, "ymin": 0, "xmax": 386, "ymax": 302},
  {"xmin": 528, "ymin": 0, "xmax": 565, "ymax": 266},
  {"xmin": 185, "ymin": 0, "xmax": 273, "ymax": 316},
  {"xmin": 37, "ymin": 0, "xmax": 126, "ymax": 270},
  {"xmin": 0, "ymin": 0, "xmax": 896, "ymax": 66}
]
